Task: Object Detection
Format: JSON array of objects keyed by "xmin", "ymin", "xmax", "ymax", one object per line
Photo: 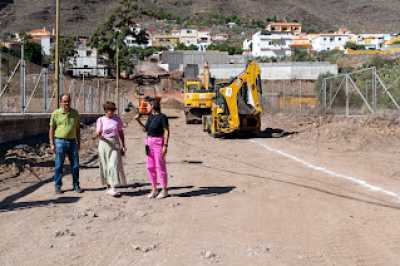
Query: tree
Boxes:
[
  {"xmin": 89, "ymin": 0, "xmax": 150, "ymax": 71},
  {"xmin": 315, "ymin": 49, "xmax": 344, "ymax": 63},
  {"xmin": 60, "ymin": 36, "xmax": 76, "ymax": 64},
  {"xmin": 134, "ymin": 29, "xmax": 150, "ymax": 46},
  {"xmin": 24, "ymin": 41, "xmax": 43, "ymax": 65},
  {"xmin": 366, "ymin": 57, "xmax": 394, "ymax": 68},
  {"xmin": 207, "ymin": 42, "xmax": 243, "ymax": 55},
  {"xmin": 266, "ymin": 15, "xmax": 277, "ymax": 22},
  {"xmin": 344, "ymin": 41, "xmax": 365, "ymax": 50},
  {"xmin": 291, "ymin": 48, "xmax": 314, "ymax": 62},
  {"xmin": 175, "ymin": 42, "xmax": 198, "ymax": 50},
  {"xmin": 18, "ymin": 33, "xmax": 43, "ymax": 65}
]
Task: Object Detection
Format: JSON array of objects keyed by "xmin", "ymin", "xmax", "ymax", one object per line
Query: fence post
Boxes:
[
  {"xmin": 107, "ymin": 84, "xmax": 110, "ymax": 101},
  {"xmin": 299, "ymin": 79, "xmax": 302, "ymax": 113},
  {"xmin": 71, "ymin": 80, "xmax": 75, "ymax": 109},
  {"xmin": 345, "ymin": 74, "xmax": 350, "ymax": 117},
  {"xmin": 104, "ymin": 82, "xmax": 107, "ymax": 105},
  {"xmin": 372, "ymin": 67, "xmax": 377, "ymax": 111},
  {"xmin": 60, "ymin": 63, "xmax": 64, "ymax": 95},
  {"xmin": 43, "ymin": 68, "xmax": 48, "ymax": 112},
  {"xmin": 97, "ymin": 79, "xmax": 101, "ymax": 113},
  {"xmin": 82, "ymin": 73, "xmax": 86, "ymax": 113},
  {"xmin": 0, "ymin": 52, "xmax": 2, "ymax": 112},
  {"xmin": 321, "ymin": 79, "xmax": 326, "ymax": 114},
  {"xmin": 20, "ymin": 43, "xmax": 26, "ymax": 113},
  {"xmin": 89, "ymin": 82, "xmax": 93, "ymax": 113}
]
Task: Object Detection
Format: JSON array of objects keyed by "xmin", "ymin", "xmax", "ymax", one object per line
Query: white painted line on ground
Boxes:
[{"xmin": 250, "ymin": 139, "xmax": 400, "ymax": 201}]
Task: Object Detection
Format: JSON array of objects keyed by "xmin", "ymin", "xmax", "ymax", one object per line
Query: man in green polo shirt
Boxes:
[{"xmin": 49, "ymin": 94, "xmax": 83, "ymax": 194}]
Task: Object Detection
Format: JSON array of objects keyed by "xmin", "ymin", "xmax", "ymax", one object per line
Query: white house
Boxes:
[
  {"xmin": 197, "ymin": 30, "xmax": 212, "ymax": 51},
  {"xmin": 172, "ymin": 29, "xmax": 199, "ymax": 47},
  {"xmin": 251, "ymin": 31, "xmax": 294, "ymax": 58},
  {"xmin": 69, "ymin": 38, "xmax": 109, "ymax": 77},
  {"xmin": 227, "ymin": 22, "xmax": 237, "ymax": 28},
  {"xmin": 242, "ymin": 39, "xmax": 252, "ymax": 51},
  {"xmin": 383, "ymin": 34, "xmax": 400, "ymax": 49},
  {"xmin": 352, "ymin": 34, "xmax": 391, "ymax": 50},
  {"xmin": 266, "ymin": 22, "xmax": 302, "ymax": 35},
  {"xmin": 212, "ymin": 33, "xmax": 229, "ymax": 42},
  {"xmin": 27, "ymin": 28, "xmax": 52, "ymax": 56},
  {"xmin": 311, "ymin": 33, "xmax": 352, "ymax": 52},
  {"xmin": 172, "ymin": 29, "xmax": 213, "ymax": 51}
]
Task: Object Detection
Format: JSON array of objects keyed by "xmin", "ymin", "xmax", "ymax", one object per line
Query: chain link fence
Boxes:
[
  {"xmin": 0, "ymin": 51, "xmax": 129, "ymax": 114},
  {"xmin": 320, "ymin": 67, "xmax": 400, "ymax": 116}
]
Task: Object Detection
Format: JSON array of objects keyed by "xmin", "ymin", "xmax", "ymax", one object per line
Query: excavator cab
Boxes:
[{"xmin": 183, "ymin": 63, "xmax": 216, "ymax": 124}]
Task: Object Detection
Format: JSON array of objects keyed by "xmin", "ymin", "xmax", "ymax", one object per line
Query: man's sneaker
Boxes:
[
  {"xmin": 73, "ymin": 186, "xmax": 83, "ymax": 193},
  {"xmin": 147, "ymin": 190, "xmax": 158, "ymax": 199},
  {"xmin": 156, "ymin": 189, "xmax": 169, "ymax": 199},
  {"xmin": 55, "ymin": 187, "xmax": 63, "ymax": 194}
]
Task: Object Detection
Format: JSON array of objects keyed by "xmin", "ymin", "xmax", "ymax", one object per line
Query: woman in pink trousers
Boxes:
[{"xmin": 135, "ymin": 98, "xmax": 170, "ymax": 199}]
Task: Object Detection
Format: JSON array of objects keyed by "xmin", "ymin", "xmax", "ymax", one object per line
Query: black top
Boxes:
[{"xmin": 145, "ymin": 113, "xmax": 169, "ymax": 137}]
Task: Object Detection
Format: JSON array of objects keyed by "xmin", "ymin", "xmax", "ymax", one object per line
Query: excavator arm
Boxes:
[{"xmin": 215, "ymin": 61, "xmax": 263, "ymax": 132}]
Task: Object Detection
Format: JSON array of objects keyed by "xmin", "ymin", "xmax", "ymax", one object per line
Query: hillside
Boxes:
[{"xmin": 0, "ymin": 0, "xmax": 400, "ymax": 35}]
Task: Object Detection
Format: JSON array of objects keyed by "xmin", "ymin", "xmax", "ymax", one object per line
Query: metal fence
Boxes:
[
  {"xmin": 262, "ymin": 79, "xmax": 319, "ymax": 114},
  {"xmin": 320, "ymin": 67, "xmax": 400, "ymax": 116},
  {"xmin": 0, "ymin": 51, "xmax": 129, "ymax": 114}
]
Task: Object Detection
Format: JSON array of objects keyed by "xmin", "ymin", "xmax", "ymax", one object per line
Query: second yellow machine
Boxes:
[{"xmin": 183, "ymin": 63, "xmax": 215, "ymax": 124}]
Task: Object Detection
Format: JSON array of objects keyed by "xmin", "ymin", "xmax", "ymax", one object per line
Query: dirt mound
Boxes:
[
  {"xmin": 265, "ymin": 112, "xmax": 400, "ymax": 152},
  {"xmin": 162, "ymin": 97, "xmax": 184, "ymax": 110}
]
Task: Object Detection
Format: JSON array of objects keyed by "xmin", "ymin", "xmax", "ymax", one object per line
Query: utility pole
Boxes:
[
  {"xmin": 116, "ymin": 43, "xmax": 120, "ymax": 114},
  {"xmin": 0, "ymin": 51, "xmax": 2, "ymax": 93},
  {"xmin": 55, "ymin": 0, "xmax": 60, "ymax": 108}
]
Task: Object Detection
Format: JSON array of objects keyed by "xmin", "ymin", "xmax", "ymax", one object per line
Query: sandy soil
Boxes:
[{"xmin": 1, "ymin": 109, "xmax": 400, "ymax": 266}]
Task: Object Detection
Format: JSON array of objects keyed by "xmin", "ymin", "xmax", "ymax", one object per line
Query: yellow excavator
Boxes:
[
  {"xmin": 183, "ymin": 62, "xmax": 215, "ymax": 124},
  {"xmin": 202, "ymin": 61, "xmax": 263, "ymax": 137}
]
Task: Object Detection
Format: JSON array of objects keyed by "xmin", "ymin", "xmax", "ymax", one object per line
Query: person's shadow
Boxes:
[
  {"xmin": 120, "ymin": 185, "xmax": 235, "ymax": 198},
  {"xmin": 173, "ymin": 186, "xmax": 235, "ymax": 197}
]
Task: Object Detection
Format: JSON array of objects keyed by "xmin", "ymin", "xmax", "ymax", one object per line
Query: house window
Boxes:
[
  {"xmin": 86, "ymin": 50, "xmax": 92, "ymax": 57},
  {"xmin": 323, "ymin": 38, "xmax": 327, "ymax": 41},
  {"xmin": 84, "ymin": 65, "xmax": 88, "ymax": 68},
  {"xmin": 338, "ymin": 37, "xmax": 342, "ymax": 41},
  {"xmin": 330, "ymin": 37, "xmax": 334, "ymax": 42}
]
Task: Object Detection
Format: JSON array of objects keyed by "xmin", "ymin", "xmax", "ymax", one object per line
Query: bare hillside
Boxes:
[{"xmin": 0, "ymin": 0, "xmax": 399, "ymax": 35}]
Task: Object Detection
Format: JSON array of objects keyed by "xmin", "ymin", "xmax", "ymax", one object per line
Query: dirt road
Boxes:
[{"xmin": 1, "ymin": 109, "xmax": 400, "ymax": 265}]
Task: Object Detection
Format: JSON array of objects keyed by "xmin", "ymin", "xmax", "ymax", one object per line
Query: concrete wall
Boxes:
[
  {"xmin": 209, "ymin": 62, "xmax": 338, "ymax": 80},
  {"xmin": 0, "ymin": 113, "xmax": 101, "ymax": 145},
  {"xmin": 161, "ymin": 51, "xmax": 246, "ymax": 71}
]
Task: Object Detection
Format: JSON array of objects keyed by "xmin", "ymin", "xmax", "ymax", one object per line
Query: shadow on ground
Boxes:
[
  {"xmin": 221, "ymin": 128, "xmax": 297, "ymax": 140},
  {"xmin": 120, "ymin": 185, "xmax": 195, "ymax": 197},
  {"xmin": 0, "ymin": 196, "xmax": 80, "ymax": 212},
  {"xmin": 0, "ymin": 176, "xmax": 81, "ymax": 212},
  {"xmin": 84, "ymin": 182, "xmax": 151, "ymax": 192}
]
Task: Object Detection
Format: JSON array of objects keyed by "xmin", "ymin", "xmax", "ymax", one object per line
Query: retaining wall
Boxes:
[{"xmin": 0, "ymin": 113, "xmax": 101, "ymax": 145}]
